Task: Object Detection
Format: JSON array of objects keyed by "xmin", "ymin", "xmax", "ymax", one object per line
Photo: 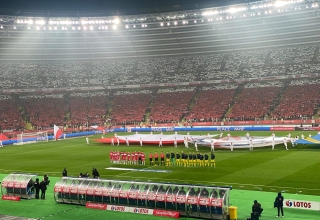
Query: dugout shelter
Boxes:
[
  {"xmin": 1, "ymin": 173, "xmax": 38, "ymax": 199},
  {"xmin": 54, "ymin": 177, "xmax": 231, "ymax": 219}
]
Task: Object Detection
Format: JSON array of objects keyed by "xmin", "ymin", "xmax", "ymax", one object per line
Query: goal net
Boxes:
[{"xmin": 16, "ymin": 131, "xmax": 48, "ymax": 145}]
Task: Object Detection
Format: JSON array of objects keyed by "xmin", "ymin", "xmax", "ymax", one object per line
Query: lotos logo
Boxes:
[
  {"xmin": 284, "ymin": 200, "xmax": 313, "ymax": 209},
  {"xmin": 293, "ymin": 201, "xmax": 311, "ymax": 208},
  {"xmin": 286, "ymin": 200, "xmax": 293, "ymax": 207}
]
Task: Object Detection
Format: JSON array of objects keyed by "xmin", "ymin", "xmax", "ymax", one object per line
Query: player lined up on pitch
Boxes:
[
  {"xmin": 109, "ymin": 150, "xmax": 216, "ymax": 167},
  {"xmin": 110, "ymin": 151, "xmax": 146, "ymax": 165}
]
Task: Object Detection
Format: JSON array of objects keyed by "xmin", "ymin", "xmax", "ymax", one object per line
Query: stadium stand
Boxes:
[
  {"xmin": 68, "ymin": 92, "xmax": 108, "ymax": 126},
  {"xmin": 271, "ymin": 79, "xmax": 320, "ymax": 119},
  {"xmin": 111, "ymin": 90, "xmax": 152, "ymax": 124},
  {"xmin": 0, "ymin": 46, "xmax": 319, "ymax": 89},
  {"xmin": 227, "ymin": 86, "xmax": 282, "ymax": 120},
  {"xmin": 20, "ymin": 94, "xmax": 66, "ymax": 128},
  {"xmin": 0, "ymin": 96, "xmax": 24, "ymax": 131},
  {"xmin": 149, "ymin": 87, "xmax": 196, "ymax": 123},
  {"xmin": 187, "ymin": 84, "xmax": 237, "ymax": 122}
]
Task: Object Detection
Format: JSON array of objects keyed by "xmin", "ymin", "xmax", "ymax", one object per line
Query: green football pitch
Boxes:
[{"xmin": 0, "ymin": 130, "xmax": 320, "ymax": 220}]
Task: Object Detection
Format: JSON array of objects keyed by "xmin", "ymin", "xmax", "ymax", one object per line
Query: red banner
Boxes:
[
  {"xmin": 86, "ymin": 202, "xmax": 107, "ymax": 210},
  {"xmin": 2, "ymin": 195, "xmax": 20, "ymax": 201},
  {"xmin": 153, "ymin": 209, "xmax": 180, "ymax": 218}
]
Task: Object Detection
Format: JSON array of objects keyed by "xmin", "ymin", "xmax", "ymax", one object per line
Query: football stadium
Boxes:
[{"xmin": 0, "ymin": 0, "xmax": 320, "ymax": 219}]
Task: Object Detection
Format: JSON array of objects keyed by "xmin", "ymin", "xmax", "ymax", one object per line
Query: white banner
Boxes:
[
  {"xmin": 284, "ymin": 199, "xmax": 320, "ymax": 211},
  {"xmin": 106, "ymin": 205, "xmax": 153, "ymax": 215}
]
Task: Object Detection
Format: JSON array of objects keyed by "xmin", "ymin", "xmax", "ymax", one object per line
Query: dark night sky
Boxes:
[{"xmin": 1, "ymin": 0, "xmax": 255, "ymax": 12}]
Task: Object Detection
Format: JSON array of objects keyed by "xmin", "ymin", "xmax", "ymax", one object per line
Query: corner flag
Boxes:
[{"xmin": 54, "ymin": 125, "xmax": 63, "ymax": 140}]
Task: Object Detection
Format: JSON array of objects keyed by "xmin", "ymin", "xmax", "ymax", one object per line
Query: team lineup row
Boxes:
[{"xmin": 109, "ymin": 151, "xmax": 216, "ymax": 167}]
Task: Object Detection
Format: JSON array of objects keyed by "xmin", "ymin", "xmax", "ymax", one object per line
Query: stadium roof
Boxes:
[
  {"xmin": 0, "ymin": 0, "xmax": 319, "ymax": 61},
  {"xmin": 1, "ymin": 0, "xmax": 258, "ymax": 16}
]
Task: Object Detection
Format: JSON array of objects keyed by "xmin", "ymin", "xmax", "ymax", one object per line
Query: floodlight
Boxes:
[
  {"xmin": 167, "ymin": 22, "xmax": 170, "ymax": 26},
  {"xmin": 160, "ymin": 23, "xmax": 164, "ymax": 26},
  {"xmin": 27, "ymin": 27, "xmax": 30, "ymax": 29},
  {"xmin": 36, "ymin": 20, "xmax": 45, "ymax": 25},
  {"xmin": 174, "ymin": 21, "xmax": 177, "ymax": 25},
  {"xmin": 72, "ymin": 27, "xmax": 75, "ymax": 30},
  {"xmin": 194, "ymin": 20, "xmax": 197, "ymax": 23},
  {"xmin": 201, "ymin": 20, "xmax": 204, "ymax": 22},
  {"xmin": 145, "ymin": 24, "xmax": 147, "ymax": 27},
  {"xmin": 62, "ymin": 27, "xmax": 65, "ymax": 30},
  {"xmin": 90, "ymin": 26, "xmax": 93, "ymax": 30},
  {"xmin": 83, "ymin": 26, "xmax": 87, "ymax": 30},
  {"xmin": 36, "ymin": 26, "xmax": 40, "ymax": 30},
  {"xmin": 54, "ymin": 27, "xmax": 57, "ymax": 30},
  {"xmin": 125, "ymin": 25, "xmax": 129, "ymax": 28},
  {"xmin": 114, "ymin": 18, "xmax": 120, "ymax": 24},
  {"xmin": 112, "ymin": 25, "xmax": 117, "ymax": 30},
  {"xmin": 105, "ymin": 26, "xmax": 108, "ymax": 29},
  {"xmin": 49, "ymin": 27, "xmax": 52, "ymax": 30},
  {"xmin": 133, "ymin": 25, "xmax": 136, "ymax": 28},
  {"xmin": 43, "ymin": 27, "xmax": 46, "ymax": 30},
  {"xmin": 98, "ymin": 27, "xmax": 101, "ymax": 29},
  {"xmin": 274, "ymin": 1, "xmax": 287, "ymax": 8},
  {"xmin": 102, "ymin": 26, "xmax": 104, "ymax": 29},
  {"xmin": 78, "ymin": 27, "xmax": 81, "ymax": 30},
  {"xmin": 142, "ymin": 24, "xmax": 145, "ymax": 27},
  {"xmin": 13, "ymin": 26, "xmax": 16, "ymax": 29}
]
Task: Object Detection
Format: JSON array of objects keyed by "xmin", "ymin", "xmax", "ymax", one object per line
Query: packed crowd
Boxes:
[
  {"xmin": 1, "ymin": 46, "xmax": 320, "ymax": 89},
  {"xmin": 0, "ymin": 77, "xmax": 319, "ymax": 130}
]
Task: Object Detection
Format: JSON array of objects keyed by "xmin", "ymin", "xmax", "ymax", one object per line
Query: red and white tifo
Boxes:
[{"xmin": 96, "ymin": 134, "xmax": 193, "ymax": 146}]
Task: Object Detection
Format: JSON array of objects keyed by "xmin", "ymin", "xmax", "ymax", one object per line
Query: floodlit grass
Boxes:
[{"xmin": 0, "ymin": 131, "xmax": 319, "ymax": 195}]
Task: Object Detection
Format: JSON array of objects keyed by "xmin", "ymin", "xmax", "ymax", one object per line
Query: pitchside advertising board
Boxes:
[
  {"xmin": 284, "ymin": 199, "xmax": 320, "ymax": 211},
  {"xmin": 86, "ymin": 203, "xmax": 180, "ymax": 218}
]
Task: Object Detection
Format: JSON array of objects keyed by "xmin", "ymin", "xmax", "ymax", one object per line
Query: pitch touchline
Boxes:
[{"xmin": 102, "ymin": 175, "xmax": 320, "ymax": 191}]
